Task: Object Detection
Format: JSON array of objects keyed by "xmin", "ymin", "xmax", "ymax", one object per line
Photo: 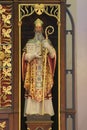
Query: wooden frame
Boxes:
[{"xmin": 0, "ymin": 0, "xmax": 67, "ymax": 130}]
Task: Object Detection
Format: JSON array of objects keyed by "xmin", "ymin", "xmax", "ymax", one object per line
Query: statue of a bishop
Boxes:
[{"xmin": 22, "ymin": 18, "xmax": 56, "ymax": 116}]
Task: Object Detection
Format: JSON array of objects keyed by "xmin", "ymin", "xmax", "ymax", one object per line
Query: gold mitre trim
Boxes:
[{"xmin": 34, "ymin": 18, "xmax": 43, "ymax": 27}]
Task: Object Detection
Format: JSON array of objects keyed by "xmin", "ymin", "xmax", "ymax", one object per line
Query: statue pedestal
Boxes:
[{"xmin": 26, "ymin": 120, "xmax": 53, "ymax": 130}]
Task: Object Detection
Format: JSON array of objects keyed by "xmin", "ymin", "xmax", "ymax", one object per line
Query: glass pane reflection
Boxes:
[
  {"xmin": 66, "ymin": 115, "xmax": 73, "ymax": 130},
  {"xmin": 66, "ymin": 71, "xmax": 73, "ymax": 108}
]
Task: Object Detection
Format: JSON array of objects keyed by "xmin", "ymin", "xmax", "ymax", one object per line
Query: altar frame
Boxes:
[{"xmin": 18, "ymin": 3, "xmax": 61, "ymax": 130}]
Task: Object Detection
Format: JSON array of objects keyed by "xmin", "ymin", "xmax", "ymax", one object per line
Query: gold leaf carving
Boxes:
[
  {"xmin": 0, "ymin": 4, "xmax": 12, "ymax": 108},
  {"xmin": 34, "ymin": 4, "xmax": 45, "ymax": 15},
  {"xmin": 2, "ymin": 86, "xmax": 12, "ymax": 95},
  {"xmin": 3, "ymin": 44, "xmax": 12, "ymax": 54},
  {"xmin": 0, "ymin": 5, "xmax": 5, "ymax": 14},
  {"xmin": 2, "ymin": 29, "xmax": 11, "ymax": 38},
  {"xmin": 20, "ymin": 4, "xmax": 60, "ymax": 21},
  {"xmin": 3, "ymin": 68, "xmax": 12, "ymax": 77},
  {"xmin": 2, "ymin": 14, "xmax": 12, "ymax": 24},
  {"xmin": 0, "ymin": 121, "xmax": 6, "ymax": 130},
  {"xmin": 0, "ymin": 51, "xmax": 5, "ymax": 60},
  {"xmin": 3, "ymin": 58, "xmax": 11, "ymax": 67}
]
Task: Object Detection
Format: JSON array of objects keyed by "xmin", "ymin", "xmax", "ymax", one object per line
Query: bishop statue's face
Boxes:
[{"xmin": 35, "ymin": 25, "xmax": 43, "ymax": 33}]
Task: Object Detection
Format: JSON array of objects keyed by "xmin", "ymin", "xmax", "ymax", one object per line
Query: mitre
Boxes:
[{"xmin": 34, "ymin": 18, "xmax": 43, "ymax": 27}]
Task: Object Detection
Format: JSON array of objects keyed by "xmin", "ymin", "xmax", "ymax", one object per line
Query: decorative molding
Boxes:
[
  {"xmin": 0, "ymin": 4, "xmax": 13, "ymax": 108},
  {"xmin": 19, "ymin": 4, "xmax": 60, "ymax": 23}
]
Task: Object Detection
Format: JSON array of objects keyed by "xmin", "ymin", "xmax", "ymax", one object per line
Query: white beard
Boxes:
[{"xmin": 34, "ymin": 32, "xmax": 44, "ymax": 42}]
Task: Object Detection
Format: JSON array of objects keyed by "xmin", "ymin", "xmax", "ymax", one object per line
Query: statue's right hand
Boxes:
[
  {"xmin": 25, "ymin": 53, "xmax": 36, "ymax": 62},
  {"xmin": 35, "ymin": 54, "xmax": 42, "ymax": 59}
]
